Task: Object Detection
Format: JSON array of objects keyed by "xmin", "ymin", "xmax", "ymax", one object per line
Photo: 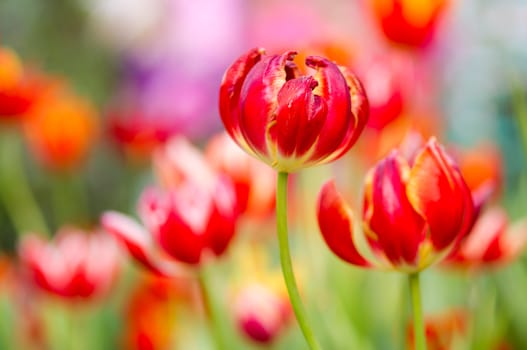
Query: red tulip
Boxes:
[
  {"xmin": 317, "ymin": 138, "xmax": 474, "ymax": 272},
  {"xmin": 369, "ymin": 0, "xmax": 448, "ymax": 48},
  {"xmin": 102, "ymin": 176, "xmax": 239, "ymax": 270},
  {"xmin": 445, "ymin": 207, "xmax": 527, "ymax": 268},
  {"xmin": 233, "ymin": 283, "xmax": 292, "ymax": 344},
  {"xmin": 205, "ymin": 132, "xmax": 276, "ymax": 218},
  {"xmin": 18, "ymin": 228, "xmax": 121, "ymax": 300},
  {"xmin": 219, "ymin": 48, "xmax": 368, "ymax": 172}
]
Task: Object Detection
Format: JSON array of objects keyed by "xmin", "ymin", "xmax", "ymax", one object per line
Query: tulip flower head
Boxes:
[
  {"xmin": 445, "ymin": 207, "xmax": 527, "ymax": 268},
  {"xmin": 103, "ymin": 179, "xmax": 238, "ymax": 275},
  {"xmin": 233, "ymin": 283, "xmax": 292, "ymax": 344},
  {"xmin": 19, "ymin": 229, "xmax": 121, "ymax": 300},
  {"xmin": 219, "ymin": 48, "xmax": 369, "ymax": 172},
  {"xmin": 317, "ymin": 138, "xmax": 474, "ymax": 272}
]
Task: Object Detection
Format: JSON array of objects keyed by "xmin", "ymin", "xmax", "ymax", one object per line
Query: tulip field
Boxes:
[{"xmin": 1, "ymin": 0, "xmax": 527, "ymax": 349}]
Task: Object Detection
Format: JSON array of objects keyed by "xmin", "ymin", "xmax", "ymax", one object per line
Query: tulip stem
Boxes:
[
  {"xmin": 198, "ymin": 266, "xmax": 227, "ymax": 350},
  {"xmin": 276, "ymin": 172, "xmax": 321, "ymax": 350},
  {"xmin": 0, "ymin": 128, "xmax": 49, "ymax": 237},
  {"xmin": 510, "ymin": 76, "xmax": 527, "ymax": 162},
  {"xmin": 408, "ymin": 272, "xmax": 426, "ymax": 350}
]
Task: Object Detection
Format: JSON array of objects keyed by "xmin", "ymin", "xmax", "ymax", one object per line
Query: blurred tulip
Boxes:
[
  {"xmin": 445, "ymin": 207, "xmax": 527, "ymax": 268},
  {"xmin": 358, "ymin": 55, "xmax": 405, "ymax": 130},
  {"xmin": 219, "ymin": 48, "xmax": 369, "ymax": 173},
  {"xmin": 369, "ymin": 0, "xmax": 449, "ymax": 48},
  {"xmin": 19, "ymin": 228, "xmax": 121, "ymax": 300},
  {"xmin": 23, "ymin": 89, "xmax": 98, "ymax": 170},
  {"xmin": 317, "ymin": 138, "xmax": 474, "ymax": 272},
  {"xmin": 102, "ymin": 177, "xmax": 239, "ymax": 269},
  {"xmin": 124, "ymin": 275, "xmax": 196, "ymax": 350},
  {"xmin": 107, "ymin": 109, "xmax": 172, "ymax": 161},
  {"xmin": 0, "ymin": 47, "xmax": 38, "ymax": 119},
  {"xmin": 456, "ymin": 144, "xmax": 502, "ymax": 214},
  {"xmin": 153, "ymin": 136, "xmax": 218, "ymax": 194},
  {"xmin": 233, "ymin": 283, "xmax": 292, "ymax": 344},
  {"xmin": 407, "ymin": 309, "xmax": 467, "ymax": 350},
  {"xmin": 205, "ymin": 133, "xmax": 276, "ymax": 218}
]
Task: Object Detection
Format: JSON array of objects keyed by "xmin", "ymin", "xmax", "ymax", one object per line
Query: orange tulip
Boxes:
[{"xmin": 23, "ymin": 89, "xmax": 98, "ymax": 170}]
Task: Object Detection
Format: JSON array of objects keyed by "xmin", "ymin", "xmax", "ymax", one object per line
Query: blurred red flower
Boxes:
[
  {"xmin": 0, "ymin": 47, "xmax": 41, "ymax": 119},
  {"xmin": 19, "ymin": 228, "xmax": 121, "ymax": 300},
  {"xmin": 123, "ymin": 275, "xmax": 197, "ymax": 350},
  {"xmin": 107, "ymin": 109, "xmax": 172, "ymax": 162},
  {"xmin": 102, "ymin": 138, "xmax": 240, "ymax": 271},
  {"xmin": 369, "ymin": 0, "xmax": 449, "ymax": 49},
  {"xmin": 445, "ymin": 207, "xmax": 527, "ymax": 268},
  {"xmin": 407, "ymin": 309, "xmax": 467, "ymax": 350}
]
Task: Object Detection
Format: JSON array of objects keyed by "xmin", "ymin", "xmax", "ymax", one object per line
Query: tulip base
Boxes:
[
  {"xmin": 276, "ymin": 172, "xmax": 321, "ymax": 350},
  {"xmin": 408, "ymin": 272, "xmax": 426, "ymax": 350}
]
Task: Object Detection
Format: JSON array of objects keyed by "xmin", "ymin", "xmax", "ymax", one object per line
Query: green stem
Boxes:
[
  {"xmin": 198, "ymin": 266, "xmax": 227, "ymax": 350},
  {"xmin": 0, "ymin": 129, "xmax": 49, "ymax": 237},
  {"xmin": 276, "ymin": 172, "xmax": 321, "ymax": 350},
  {"xmin": 511, "ymin": 80, "xmax": 527, "ymax": 161},
  {"xmin": 408, "ymin": 273, "xmax": 426, "ymax": 350}
]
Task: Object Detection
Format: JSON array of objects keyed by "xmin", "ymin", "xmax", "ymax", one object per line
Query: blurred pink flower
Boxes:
[{"xmin": 109, "ymin": 0, "xmax": 248, "ymax": 141}]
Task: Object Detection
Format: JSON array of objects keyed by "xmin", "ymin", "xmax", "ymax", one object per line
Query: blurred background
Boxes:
[{"xmin": 1, "ymin": 0, "xmax": 527, "ymax": 349}]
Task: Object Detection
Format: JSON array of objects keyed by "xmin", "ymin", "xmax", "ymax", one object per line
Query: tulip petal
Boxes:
[
  {"xmin": 305, "ymin": 56, "xmax": 353, "ymax": 162},
  {"xmin": 153, "ymin": 136, "xmax": 216, "ymax": 190},
  {"xmin": 457, "ymin": 207, "xmax": 508, "ymax": 263},
  {"xmin": 240, "ymin": 51, "xmax": 297, "ymax": 159},
  {"xmin": 364, "ymin": 152, "xmax": 426, "ymax": 266},
  {"xmin": 101, "ymin": 211, "xmax": 184, "ymax": 276},
  {"xmin": 219, "ymin": 48, "xmax": 265, "ymax": 151},
  {"xmin": 151, "ymin": 185, "xmax": 212, "ymax": 265},
  {"xmin": 317, "ymin": 179, "xmax": 370, "ymax": 266},
  {"xmin": 407, "ymin": 138, "xmax": 474, "ymax": 251},
  {"xmin": 274, "ymin": 76, "xmax": 327, "ymax": 159},
  {"xmin": 327, "ymin": 66, "xmax": 369, "ymax": 161},
  {"xmin": 206, "ymin": 176, "xmax": 238, "ymax": 257}
]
